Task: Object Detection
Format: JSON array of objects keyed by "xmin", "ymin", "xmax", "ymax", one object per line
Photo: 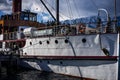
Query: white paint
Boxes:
[
  {"xmin": 21, "ymin": 59, "xmax": 118, "ymax": 80},
  {"xmin": 20, "ymin": 33, "xmax": 119, "ymax": 80},
  {"xmin": 22, "ymin": 34, "xmax": 118, "ymax": 56},
  {"xmin": 0, "ymin": 34, "xmax": 3, "ymax": 40}
]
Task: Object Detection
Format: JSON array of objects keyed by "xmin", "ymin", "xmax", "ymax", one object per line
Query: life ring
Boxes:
[{"xmin": 78, "ymin": 23, "xmax": 86, "ymax": 33}]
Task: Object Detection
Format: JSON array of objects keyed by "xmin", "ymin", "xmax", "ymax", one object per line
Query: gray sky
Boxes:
[{"xmin": 0, "ymin": 0, "xmax": 120, "ymax": 21}]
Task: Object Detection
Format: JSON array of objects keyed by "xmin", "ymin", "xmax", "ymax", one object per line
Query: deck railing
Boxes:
[{"xmin": 4, "ymin": 32, "xmax": 24, "ymax": 40}]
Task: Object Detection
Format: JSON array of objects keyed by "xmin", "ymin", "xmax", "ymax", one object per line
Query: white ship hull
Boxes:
[
  {"xmin": 19, "ymin": 33, "xmax": 119, "ymax": 80},
  {"xmin": 20, "ymin": 59, "xmax": 118, "ymax": 80}
]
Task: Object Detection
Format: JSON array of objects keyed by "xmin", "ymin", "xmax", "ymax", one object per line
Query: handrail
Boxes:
[
  {"xmin": 98, "ymin": 9, "xmax": 110, "ymax": 22},
  {"xmin": 98, "ymin": 8, "xmax": 113, "ymax": 33}
]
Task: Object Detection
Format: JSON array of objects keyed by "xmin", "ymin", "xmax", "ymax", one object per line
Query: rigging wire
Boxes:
[
  {"xmin": 91, "ymin": 0, "xmax": 99, "ymax": 10},
  {"xmin": 42, "ymin": 1, "xmax": 65, "ymax": 19},
  {"xmin": 72, "ymin": 0, "xmax": 81, "ymax": 18},
  {"xmin": 89, "ymin": 0, "xmax": 99, "ymax": 24},
  {"xmin": 39, "ymin": 0, "xmax": 112, "ymax": 25},
  {"xmin": 67, "ymin": 0, "xmax": 74, "ymax": 19},
  {"xmin": 66, "ymin": 0, "xmax": 74, "ymax": 24},
  {"xmin": 44, "ymin": 0, "xmax": 55, "ymax": 13},
  {"xmin": 46, "ymin": 0, "xmax": 72, "ymax": 20},
  {"xmin": 40, "ymin": 1, "xmax": 46, "ymax": 20},
  {"xmin": 46, "ymin": 0, "xmax": 67, "ymax": 20}
]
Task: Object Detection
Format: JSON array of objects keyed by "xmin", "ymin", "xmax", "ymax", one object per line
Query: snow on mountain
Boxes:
[{"xmin": 62, "ymin": 16, "xmax": 120, "ymax": 28}]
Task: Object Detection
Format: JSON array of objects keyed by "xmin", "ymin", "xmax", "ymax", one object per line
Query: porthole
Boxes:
[
  {"xmin": 39, "ymin": 41, "xmax": 42, "ymax": 44},
  {"xmin": 30, "ymin": 42, "xmax": 32, "ymax": 45},
  {"xmin": 55, "ymin": 40, "xmax": 58, "ymax": 44},
  {"xmin": 47, "ymin": 40, "xmax": 50, "ymax": 44},
  {"xmin": 24, "ymin": 53, "xmax": 27, "ymax": 55},
  {"xmin": 65, "ymin": 39, "xmax": 68, "ymax": 43},
  {"xmin": 82, "ymin": 38, "xmax": 86, "ymax": 43}
]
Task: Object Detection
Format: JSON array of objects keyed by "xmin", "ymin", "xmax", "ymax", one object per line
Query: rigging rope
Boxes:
[
  {"xmin": 66, "ymin": 0, "xmax": 74, "ymax": 24},
  {"xmin": 73, "ymin": 0, "xmax": 81, "ymax": 18},
  {"xmin": 40, "ymin": 1, "xmax": 46, "ymax": 20},
  {"xmin": 40, "ymin": 0, "xmax": 67, "ymax": 21},
  {"xmin": 91, "ymin": 0, "xmax": 99, "ymax": 10}
]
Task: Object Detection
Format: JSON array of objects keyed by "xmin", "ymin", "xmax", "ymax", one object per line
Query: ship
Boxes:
[{"xmin": 0, "ymin": 0, "xmax": 119, "ymax": 80}]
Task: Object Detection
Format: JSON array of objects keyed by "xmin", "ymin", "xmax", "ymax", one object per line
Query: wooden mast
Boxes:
[{"xmin": 56, "ymin": 0, "xmax": 59, "ymax": 25}]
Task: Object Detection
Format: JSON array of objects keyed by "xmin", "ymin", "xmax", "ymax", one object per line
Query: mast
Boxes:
[
  {"xmin": 56, "ymin": 0, "xmax": 59, "ymax": 25},
  {"xmin": 114, "ymin": 0, "xmax": 117, "ymax": 32}
]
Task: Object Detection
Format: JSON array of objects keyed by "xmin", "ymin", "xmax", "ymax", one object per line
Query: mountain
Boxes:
[{"xmin": 62, "ymin": 16, "xmax": 120, "ymax": 27}]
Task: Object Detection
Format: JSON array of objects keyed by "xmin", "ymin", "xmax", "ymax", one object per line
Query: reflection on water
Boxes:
[
  {"xmin": 17, "ymin": 71, "xmax": 80, "ymax": 80},
  {"xmin": 0, "ymin": 67, "xmax": 80, "ymax": 80}
]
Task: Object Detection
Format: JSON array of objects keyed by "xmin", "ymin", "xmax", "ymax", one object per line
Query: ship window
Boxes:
[
  {"xmin": 30, "ymin": 42, "xmax": 32, "ymax": 45},
  {"xmin": 5, "ymin": 42, "xmax": 10, "ymax": 48},
  {"xmin": 65, "ymin": 39, "xmax": 68, "ymax": 43},
  {"xmin": 19, "ymin": 41, "xmax": 26, "ymax": 48},
  {"xmin": 0, "ymin": 42, "xmax": 2, "ymax": 48},
  {"xmin": 47, "ymin": 40, "xmax": 50, "ymax": 44},
  {"xmin": 55, "ymin": 40, "xmax": 58, "ymax": 44},
  {"xmin": 82, "ymin": 38, "xmax": 86, "ymax": 43},
  {"xmin": 39, "ymin": 41, "xmax": 42, "ymax": 45}
]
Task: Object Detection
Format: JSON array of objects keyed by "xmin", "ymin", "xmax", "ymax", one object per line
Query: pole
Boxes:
[
  {"xmin": 56, "ymin": 0, "xmax": 59, "ymax": 25},
  {"xmin": 114, "ymin": 0, "xmax": 117, "ymax": 32}
]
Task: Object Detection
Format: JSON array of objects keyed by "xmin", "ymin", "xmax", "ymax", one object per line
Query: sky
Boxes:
[{"xmin": 0, "ymin": 0, "xmax": 120, "ymax": 22}]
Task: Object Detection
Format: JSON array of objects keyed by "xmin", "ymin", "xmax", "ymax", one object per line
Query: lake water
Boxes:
[{"xmin": 0, "ymin": 67, "xmax": 81, "ymax": 80}]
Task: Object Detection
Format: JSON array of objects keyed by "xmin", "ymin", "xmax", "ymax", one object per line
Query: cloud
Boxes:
[
  {"xmin": 0, "ymin": 0, "xmax": 120, "ymax": 21},
  {"xmin": 0, "ymin": 0, "xmax": 12, "ymax": 13}
]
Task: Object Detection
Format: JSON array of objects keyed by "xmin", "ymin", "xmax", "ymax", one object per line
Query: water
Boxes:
[
  {"xmin": 0, "ymin": 67, "xmax": 81, "ymax": 80},
  {"xmin": 17, "ymin": 71, "xmax": 80, "ymax": 80}
]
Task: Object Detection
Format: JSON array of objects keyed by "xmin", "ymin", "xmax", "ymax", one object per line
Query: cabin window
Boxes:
[
  {"xmin": 5, "ymin": 42, "xmax": 10, "ymax": 48},
  {"xmin": 0, "ymin": 42, "xmax": 2, "ymax": 48},
  {"xmin": 0, "ymin": 24, "xmax": 2, "ymax": 34},
  {"xmin": 18, "ymin": 41, "xmax": 26, "ymax": 48}
]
